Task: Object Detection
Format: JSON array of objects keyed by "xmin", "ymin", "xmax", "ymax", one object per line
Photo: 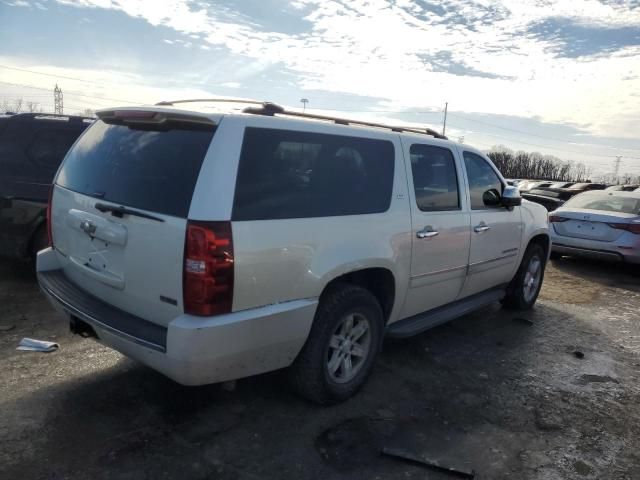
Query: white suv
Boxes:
[{"xmin": 37, "ymin": 100, "xmax": 550, "ymax": 404}]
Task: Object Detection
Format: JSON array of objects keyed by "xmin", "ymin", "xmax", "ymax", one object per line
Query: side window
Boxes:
[
  {"xmin": 409, "ymin": 144, "xmax": 459, "ymax": 211},
  {"xmin": 463, "ymin": 151, "xmax": 503, "ymax": 210},
  {"xmin": 233, "ymin": 128, "xmax": 395, "ymax": 220}
]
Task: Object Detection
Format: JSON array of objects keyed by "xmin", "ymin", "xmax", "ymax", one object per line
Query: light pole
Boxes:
[
  {"xmin": 442, "ymin": 101, "xmax": 448, "ymax": 136},
  {"xmin": 300, "ymin": 98, "xmax": 309, "ymax": 112}
]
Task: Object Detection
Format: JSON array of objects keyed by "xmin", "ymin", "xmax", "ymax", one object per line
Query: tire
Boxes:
[
  {"xmin": 503, "ymin": 243, "xmax": 546, "ymax": 310},
  {"xmin": 288, "ymin": 284, "xmax": 384, "ymax": 405},
  {"xmin": 29, "ymin": 225, "xmax": 48, "ymax": 261}
]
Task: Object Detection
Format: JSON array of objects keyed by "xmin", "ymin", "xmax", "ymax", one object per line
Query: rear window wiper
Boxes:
[{"xmin": 95, "ymin": 202, "xmax": 164, "ymax": 222}]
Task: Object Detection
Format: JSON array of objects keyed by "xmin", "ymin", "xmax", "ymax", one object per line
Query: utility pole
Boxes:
[
  {"xmin": 300, "ymin": 98, "xmax": 309, "ymax": 112},
  {"xmin": 54, "ymin": 84, "xmax": 63, "ymax": 115},
  {"xmin": 614, "ymin": 156, "xmax": 622, "ymax": 182},
  {"xmin": 442, "ymin": 102, "xmax": 448, "ymax": 136}
]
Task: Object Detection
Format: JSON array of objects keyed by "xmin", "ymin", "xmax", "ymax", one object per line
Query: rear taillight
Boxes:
[
  {"xmin": 183, "ymin": 221, "xmax": 234, "ymax": 316},
  {"xmin": 607, "ymin": 222, "xmax": 640, "ymax": 234},
  {"xmin": 46, "ymin": 185, "xmax": 53, "ymax": 247},
  {"xmin": 548, "ymin": 215, "xmax": 569, "ymax": 223}
]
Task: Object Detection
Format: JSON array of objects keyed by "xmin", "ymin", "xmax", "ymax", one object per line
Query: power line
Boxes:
[
  {"xmin": 0, "ymin": 64, "xmax": 114, "ymax": 87},
  {"xmin": 0, "ymin": 80, "xmax": 139, "ymax": 105},
  {"xmin": 313, "ymin": 105, "xmax": 640, "ymax": 155},
  {"xmin": 449, "ymin": 123, "xmax": 640, "ymax": 160}
]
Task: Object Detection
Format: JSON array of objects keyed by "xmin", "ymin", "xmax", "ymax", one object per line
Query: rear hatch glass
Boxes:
[{"xmin": 56, "ymin": 118, "xmax": 216, "ymax": 217}]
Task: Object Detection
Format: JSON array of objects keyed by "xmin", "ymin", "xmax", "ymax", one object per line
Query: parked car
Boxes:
[
  {"xmin": 522, "ymin": 188, "xmax": 573, "ymax": 211},
  {"xmin": 550, "ymin": 190, "xmax": 640, "ymax": 264},
  {"xmin": 547, "ymin": 182, "xmax": 574, "ymax": 189},
  {"xmin": 37, "ymin": 101, "xmax": 550, "ymax": 404},
  {"xmin": 565, "ymin": 182, "xmax": 607, "ymax": 192},
  {"xmin": 518, "ymin": 180, "xmax": 553, "ymax": 192},
  {"xmin": 0, "ymin": 113, "xmax": 92, "ymax": 259},
  {"xmin": 606, "ymin": 184, "xmax": 639, "ymax": 192}
]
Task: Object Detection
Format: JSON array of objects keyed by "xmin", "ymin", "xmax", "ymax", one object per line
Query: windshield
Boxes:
[
  {"xmin": 564, "ymin": 192, "xmax": 640, "ymax": 214},
  {"xmin": 56, "ymin": 119, "xmax": 215, "ymax": 218}
]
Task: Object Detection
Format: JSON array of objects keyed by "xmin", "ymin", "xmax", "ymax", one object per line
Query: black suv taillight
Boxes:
[{"xmin": 183, "ymin": 221, "xmax": 234, "ymax": 316}]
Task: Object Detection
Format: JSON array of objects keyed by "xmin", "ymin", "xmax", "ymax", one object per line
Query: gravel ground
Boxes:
[{"xmin": 0, "ymin": 257, "xmax": 639, "ymax": 480}]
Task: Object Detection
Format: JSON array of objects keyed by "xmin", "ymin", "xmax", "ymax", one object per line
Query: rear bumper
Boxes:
[
  {"xmin": 550, "ymin": 232, "xmax": 640, "ymax": 264},
  {"xmin": 36, "ymin": 248, "xmax": 317, "ymax": 385}
]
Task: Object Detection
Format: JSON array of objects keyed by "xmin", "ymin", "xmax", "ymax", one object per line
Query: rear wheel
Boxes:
[
  {"xmin": 288, "ymin": 284, "xmax": 384, "ymax": 405},
  {"xmin": 503, "ymin": 243, "xmax": 546, "ymax": 310}
]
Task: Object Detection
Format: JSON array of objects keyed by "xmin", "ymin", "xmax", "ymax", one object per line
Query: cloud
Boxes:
[
  {"xmin": 527, "ymin": 17, "xmax": 640, "ymax": 58},
  {"xmin": 35, "ymin": 0, "xmax": 640, "ymax": 141}
]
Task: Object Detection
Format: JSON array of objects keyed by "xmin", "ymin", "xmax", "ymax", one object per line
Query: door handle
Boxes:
[
  {"xmin": 417, "ymin": 227, "xmax": 439, "ymax": 239},
  {"xmin": 474, "ymin": 223, "xmax": 491, "ymax": 233}
]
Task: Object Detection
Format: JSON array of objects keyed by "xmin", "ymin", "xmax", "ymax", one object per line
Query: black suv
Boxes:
[{"xmin": 0, "ymin": 113, "xmax": 92, "ymax": 259}]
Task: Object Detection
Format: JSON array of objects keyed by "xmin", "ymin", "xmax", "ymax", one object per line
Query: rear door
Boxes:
[
  {"xmin": 51, "ymin": 111, "xmax": 217, "ymax": 326},
  {"xmin": 459, "ymin": 151, "xmax": 522, "ymax": 298},
  {"xmin": 400, "ymin": 140, "xmax": 470, "ymax": 318}
]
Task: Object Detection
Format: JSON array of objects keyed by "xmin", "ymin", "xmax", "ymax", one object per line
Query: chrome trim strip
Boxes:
[
  {"xmin": 468, "ymin": 253, "xmax": 517, "ymax": 268},
  {"xmin": 552, "ymin": 244, "xmax": 623, "ymax": 261},
  {"xmin": 41, "ymin": 284, "xmax": 166, "ymax": 353},
  {"xmin": 410, "ymin": 264, "xmax": 468, "ymax": 279}
]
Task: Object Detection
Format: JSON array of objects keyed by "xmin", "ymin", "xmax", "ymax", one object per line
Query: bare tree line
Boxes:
[
  {"xmin": 487, "ymin": 146, "xmax": 593, "ymax": 182},
  {"xmin": 1, "ymin": 97, "xmax": 95, "ymax": 117},
  {"xmin": 1, "ymin": 98, "xmax": 43, "ymax": 113},
  {"xmin": 596, "ymin": 172, "xmax": 640, "ymax": 185}
]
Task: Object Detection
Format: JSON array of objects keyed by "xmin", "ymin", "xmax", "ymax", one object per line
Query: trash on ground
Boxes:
[
  {"xmin": 573, "ymin": 350, "xmax": 585, "ymax": 359},
  {"xmin": 0, "ymin": 324, "xmax": 15, "ymax": 331},
  {"xmin": 382, "ymin": 446, "xmax": 475, "ymax": 479},
  {"xmin": 17, "ymin": 338, "xmax": 59, "ymax": 353}
]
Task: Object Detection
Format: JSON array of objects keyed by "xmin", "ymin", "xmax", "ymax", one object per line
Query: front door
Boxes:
[
  {"xmin": 400, "ymin": 141, "xmax": 470, "ymax": 319},
  {"xmin": 459, "ymin": 151, "xmax": 522, "ymax": 298}
]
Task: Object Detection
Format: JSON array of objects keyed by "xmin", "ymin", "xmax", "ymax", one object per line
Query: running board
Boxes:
[{"xmin": 386, "ymin": 287, "xmax": 507, "ymax": 338}]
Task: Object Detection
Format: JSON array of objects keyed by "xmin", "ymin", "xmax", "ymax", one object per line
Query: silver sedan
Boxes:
[{"xmin": 549, "ymin": 190, "xmax": 640, "ymax": 264}]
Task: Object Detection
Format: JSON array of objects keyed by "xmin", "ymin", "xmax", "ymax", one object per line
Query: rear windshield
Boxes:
[
  {"xmin": 564, "ymin": 193, "xmax": 640, "ymax": 214},
  {"xmin": 56, "ymin": 119, "xmax": 215, "ymax": 217}
]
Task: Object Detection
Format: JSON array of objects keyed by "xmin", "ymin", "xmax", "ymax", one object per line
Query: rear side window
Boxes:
[
  {"xmin": 409, "ymin": 144, "xmax": 459, "ymax": 211},
  {"xmin": 56, "ymin": 119, "xmax": 215, "ymax": 218},
  {"xmin": 463, "ymin": 151, "xmax": 503, "ymax": 210},
  {"xmin": 232, "ymin": 128, "xmax": 395, "ymax": 220}
]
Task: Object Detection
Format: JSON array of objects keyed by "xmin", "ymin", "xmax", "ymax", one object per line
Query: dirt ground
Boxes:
[{"xmin": 0, "ymin": 257, "xmax": 639, "ymax": 480}]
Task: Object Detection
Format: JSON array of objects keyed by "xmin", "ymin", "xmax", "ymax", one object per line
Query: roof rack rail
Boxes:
[
  {"xmin": 242, "ymin": 102, "xmax": 448, "ymax": 140},
  {"xmin": 154, "ymin": 98, "xmax": 447, "ymax": 140},
  {"xmin": 155, "ymin": 98, "xmax": 265, "ymax": 107}
]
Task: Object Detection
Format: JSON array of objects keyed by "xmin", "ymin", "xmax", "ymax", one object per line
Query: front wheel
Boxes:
[
  {"xmin": 288, "ymin": 284, "xmax": 384, "ymax": 405},
  {"xmin": 503, "ymin": 243, "xmax": 546, "ymax": 310}
]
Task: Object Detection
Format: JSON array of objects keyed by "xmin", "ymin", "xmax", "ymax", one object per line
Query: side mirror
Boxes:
[
  {"xmin": 501, "ymin": 185, "xmax": 522, "ymax": 207},
  {"xmin": 482, "ymin": 188, "xmax": 502, "ymax": 207}
]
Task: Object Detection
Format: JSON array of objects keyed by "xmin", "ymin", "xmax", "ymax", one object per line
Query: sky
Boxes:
[{"xmin": 1, "ymin": 0, "xmax": 639, "ymax": 177}]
